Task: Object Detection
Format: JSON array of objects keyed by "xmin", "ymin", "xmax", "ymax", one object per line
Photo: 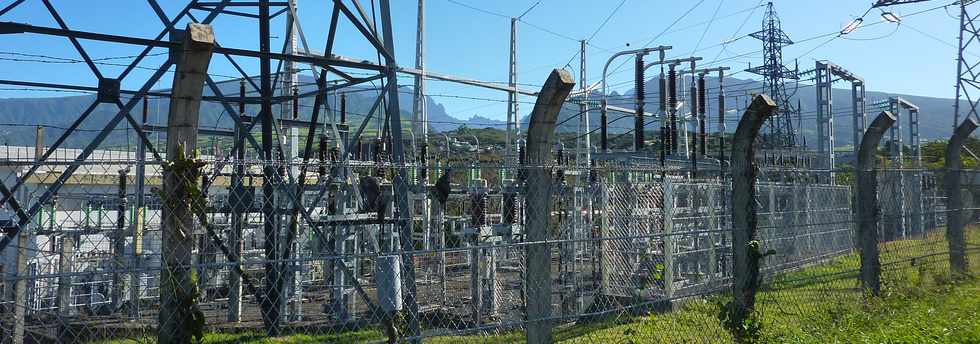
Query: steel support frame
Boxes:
[
  {"xmin": 886, "ymin": 97, "xmax": 923, "ymax": 238},
  {"xmin": 0, "ymin": 0, "xmax": 402, "ymax": 334},
  {"xmin": 954, "ymin": 1, "xmax": 980, "ymax": 128},
  {"xmin": 815, "ymin": 61, "xmax": 865, "ymax": 185}
]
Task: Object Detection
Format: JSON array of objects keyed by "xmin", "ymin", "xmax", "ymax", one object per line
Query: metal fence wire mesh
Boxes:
[{"xmin": 0, "ymin": 151, "xmax": 977, "ymax": 343}]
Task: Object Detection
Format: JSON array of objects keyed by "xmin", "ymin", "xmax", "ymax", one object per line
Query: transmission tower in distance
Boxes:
[{"xmin": 746, "ymin": 1, "xmax": 800, "ymax": 148}]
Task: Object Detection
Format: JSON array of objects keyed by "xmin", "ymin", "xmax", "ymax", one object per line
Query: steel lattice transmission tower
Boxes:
[
  {"xmin": 950, "ymin": 1, "xmax": 980, "ymax": 128},
  {"xmin": 746, "ymin": 2, "xmax": 799, "ymax": 148},
  {"xmin": 873, "ymin": 0, "xmax": 980, "ymax": 129}
]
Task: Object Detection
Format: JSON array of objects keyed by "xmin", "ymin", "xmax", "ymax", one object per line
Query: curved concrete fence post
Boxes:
[
  {"xmin": 856, "ymin": 111, "xmax": 897, "ymax": 297},
  {"xmin": 730, "ymin": 94, "xmax": 777, "ymax": 328},
  {"xmin": 945, "ymin": 118, "xmax": 979, "ymax": 275},
  {"xmin": 159, "ymin": 23, "xmax": 215, "ymax": 344},
  {"xmin": 525, "ymin": 69, "xmax": 575, "ymax": 344}
]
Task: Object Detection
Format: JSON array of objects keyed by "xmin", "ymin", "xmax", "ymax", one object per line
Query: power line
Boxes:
[
  {"xmin": 587, "ymin": 0, "xmax": 627, "ymax": 42},
  {"xmin": 693, "ymin": 0, "xmax": 726, "ymax": 53},
  {"xmin": 607, "ymin": 0, "xmax": 707, "ymax": 77}
]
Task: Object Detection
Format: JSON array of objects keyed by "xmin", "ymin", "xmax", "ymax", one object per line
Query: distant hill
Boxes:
[
  {"xmin": 0, "ymin": 75, "xmax": 503, "ymax": 148},
  {"xmin": 0, "ymin": 74, "xmax": 962, "ymax": 149}
]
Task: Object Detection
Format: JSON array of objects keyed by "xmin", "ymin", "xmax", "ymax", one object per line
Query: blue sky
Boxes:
[{"xmin": 0, "ymin": 0, "xmax": 965, "ymax": 123}]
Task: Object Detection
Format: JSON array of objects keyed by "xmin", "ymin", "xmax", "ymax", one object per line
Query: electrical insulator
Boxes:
[
  {"xmin": 503, "ymin": 192, "xmax": 517, "ymax": 225},
  {"xmin": 340, "ymin": 93, "xmax": 348, "ymax": 124},
  {"xmin": 589, "ymin": 159, "xmax": 598, "ymax": 184},
  {"xmin": 374, "ymin": 137, "xmax": 388, "ymax": 179},
  {"xmin": 667, "ymin": 68, "xmax": 678, "ymax": 154},
  {"xmin": 518, "ymin": 140, "xmax": 528, "ymax": 182},
  {"xmin": 697, "ymin": 75, "xmax": 707, "ymax": 115},
  {"xmin": 667, "ymin": 69, "xmax": 678, "ymax": 113},
  {"xmin": 470, "ymin": 189, "xmax": 488, "ymax": 227},
  {"xmin": 600, "ymin": 105, "xmax": 608, "ymax": 151},
  {"xmin": 635, "ymin": 54, "xmax": 645, "ymax": 150},
  {"xmin": 328, "ymin": 188, "xmax": 338, "ymax": 214},
  {"xmin": 276, "ymin": 147, "xmax": 286, "ymax": 177},
  {"xmin": 555, "ymin": 142, "xmax": 564, "ymax": 165},
  {"xmin": 318, "ymin": 134, "xmax": 328, "ymax": 177},
  {"xmin": 659, "ymin": 73, "xmax": 667, "ymax": 113},
  {"xmin": 373, "ymin": 137, "xmax": 384, "ymax": 163},
  {"xmin": 239, "ymin": 80, "xmax": 246, "ymax": 115},
  {"xmin": 555, "ymin": 142, "xmax": 566, "ymax": 182},
  {"xmin": 200, "ymin": 174, "xmax": 208, "ymax": 197},
  {"xmin": 698, "ymin": 74, "xmax": 707, "ymax": 156},
  {"xmin": 292, "ymin": 87, "xmax": 299, "ymax": 119}
]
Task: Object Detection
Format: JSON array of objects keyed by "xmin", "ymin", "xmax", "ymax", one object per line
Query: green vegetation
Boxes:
[
  {"xmin": 548, "ymin": 229, "xmax": 980, "ymax": 344},
  {"xmin": 922, "ymin": 136, "xmax": 980, "ymax": 170}
]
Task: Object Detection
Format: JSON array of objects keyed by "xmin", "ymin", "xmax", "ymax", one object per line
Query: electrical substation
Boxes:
[{"xmin": 0, "ymin": 0, "xmax": 978, "ymax": 343}]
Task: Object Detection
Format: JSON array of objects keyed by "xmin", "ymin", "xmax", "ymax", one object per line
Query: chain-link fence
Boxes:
[{"xmin": 0, "ymin": 147, "xmax": 976, "ymax": 343}]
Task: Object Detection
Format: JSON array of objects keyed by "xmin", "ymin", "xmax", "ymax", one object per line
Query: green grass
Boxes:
[{"xmin": 542, "ymin": 229, "xmax": 980, "ymax": 344}]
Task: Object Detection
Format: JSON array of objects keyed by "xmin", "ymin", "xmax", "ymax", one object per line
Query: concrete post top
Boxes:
[
  {"xmin": 857, "ymin": 111, "xmax": 897, "ymax": 171},
  {"xmin": 733, "ymin": 94, "xmax": 777, "ymax": 139},
  {"xmin": 185, "ymin": 23, "xmax": 215, "ymax": 47},
  {"xmin": 866, "ymin": 111, "xmax": 897, "ymax": 134},
  {"xmin": 526, "ymin": 69, "xmax": 575, "ymax": 164},
  {"xmin": 954, "ymin": 117, "xmax": 979, "ymax": 138},
  {"xmin": 946, "ymin": 117, "xmax": 980, "ymax": 170}
]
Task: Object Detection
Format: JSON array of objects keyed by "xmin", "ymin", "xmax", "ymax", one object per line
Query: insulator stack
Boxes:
[
  {"xmin": 660, "ymin": 73, "xmax": 667, "ymax": 166},
  {"xmin": 555, "ymin": 144, "xmax": 565, "ymax": 183},
  {"xmin": 119, "ymin": 169, "xmax": 128, "ymax": 203},
  {"xmin": 318, "ymin": 134, "xmax": 328, "ymax": 177},
  {"xmin": 589, "ymin": 158, "xmax": 598, "ymax": 183},
  {"xmin": 276, "ymin": 147, "xmax": 287, "ymax": 177},
  {"xmin": 328, "ymin": 188, "xmax": 338, "ymax": 214},
  {"xmin": 697, "ymin": 76, "xmax": 707, "ymax": 115},
  {"xmin": 667, "ymin": 68, "xmax": 678, "ymax": 154},
  {"xmin": 600, "ymin": 101, "xmax": 608, "ymax": 152},
  {"xmin": 339, "ymin": 93, "xmax": 347, "ymax": 124},
  {"xmin": 503, "ymin": 192, "xmax": 517, "ymax": 225},
  {"xmin": 659, "ymin": 74, "xmax": 667, "ymax": 114},
  {"xmin": 239, "ymin": 80, "xmax": 246, "ymax": 115},
  {"xmin": 292, "ymin": 87, "xmax": 299, "ymax": 119},
  {"xmin": 199, "ymin": 174, "xmax": 208, "ymax": 197},
  {"xmin": 373, "ymin": 137, "xmax": 384, "ymax": 163},
  {"xmin": 373, "ymin": 137, "xmax": 387, "ymax": 179},
  {"xmin": 697, "ymin": 74, "xmax": 707, "ymax": 156},
  {"xmin": 635, "ymin": 54, "xmax": 645, "ymax": 150},
  {"xmin": 517, "ymin": 140, "xmax": 527, "ymax": 182},
  {"xmin": 470, "ymin": 189, "xmax": 488, "ymax": 227}
]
